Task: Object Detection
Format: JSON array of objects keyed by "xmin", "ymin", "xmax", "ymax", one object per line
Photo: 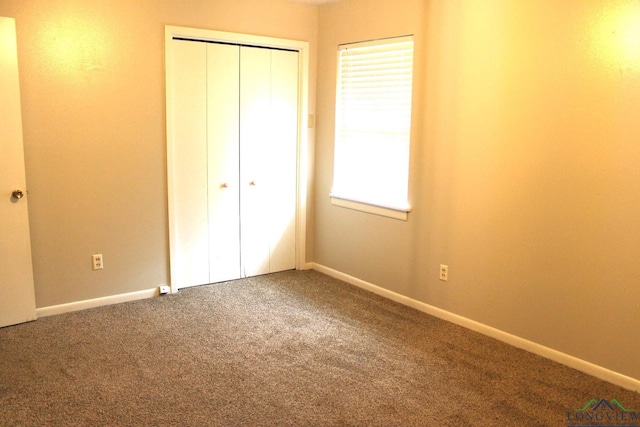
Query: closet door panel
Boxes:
[
  {"xmin": 207, "ymin": 43, "xmax": 241, "ymax": 283},
  {"xmin": 171, "ymin": 40, "xmax": 209, "ymax": 288},
  {"xmin": 239, "ymin": 46, "xmax": 271, "ymax": 277},
  {"xmin": 268, "ymin": 50, "xmax": 298, "ymax": 273}
]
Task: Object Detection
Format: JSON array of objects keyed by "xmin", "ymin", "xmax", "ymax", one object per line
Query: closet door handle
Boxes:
[
  {"xmin": 249, "ymin": 181, "xmax": 256, "ymax": 186},
  {"xmin": 220, "ymin": 183, "xmax": 228, "ymax": 189}
]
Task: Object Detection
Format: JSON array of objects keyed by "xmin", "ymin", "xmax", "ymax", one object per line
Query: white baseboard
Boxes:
[
  {"xmin": 36, "ymin": 287, "xmax": 160, "ymax": 318},
  {"xmin": 37, "ymin": 264, "xmax": 312, "ymax": 318},
  {"xmin": 311, "ymin": 263, "xmax": 640, "ymax": 393}
]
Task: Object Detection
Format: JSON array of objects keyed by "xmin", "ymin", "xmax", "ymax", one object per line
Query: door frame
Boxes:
[{"xmin": 164, "ymin": 26, "xmax": 310, "ymax": 292}]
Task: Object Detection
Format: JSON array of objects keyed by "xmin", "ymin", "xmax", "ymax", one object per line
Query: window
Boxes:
[{"xmin": 331, "ymin": 35, "xmax": 414, "ymax": 220}]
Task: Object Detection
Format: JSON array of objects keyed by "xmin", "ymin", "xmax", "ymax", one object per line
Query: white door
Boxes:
[
  {"xmin": 168, "ymin": 39, "xmax": 298, "ymax": 288},
  {"xmin": 239, "ymin": 46, "xmax": 272, "ymax": 277},
  {"xmin": 240, "ymin": 46, "xmax": 298, "ymax": 277},
  {"xmin": 207, "ymin": 43, "xmax": 241, "ymax": 283},
  {"xmin": 265, "ymin": 49, "xmax": 298, "ymax": 273},
  {"xmin": 0, "ymin": 17, "xmax": 37, "ymax": 327},
  {"xmin": 170, "ymin": 39, "xmax": 210, "ymax": 288}
]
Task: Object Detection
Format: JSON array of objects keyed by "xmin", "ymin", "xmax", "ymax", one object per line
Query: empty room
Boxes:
[{"xmin": 1, "ymin": 0, "xmax": 639, "ymax": 425}]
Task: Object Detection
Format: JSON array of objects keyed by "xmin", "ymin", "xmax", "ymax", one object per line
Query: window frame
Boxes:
[{"xmin": 330, "ymin": 35, "xmax": 414, "ymax": 221}]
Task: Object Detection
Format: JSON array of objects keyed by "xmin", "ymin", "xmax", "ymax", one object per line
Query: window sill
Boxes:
[{"xmin": 330, "ymin": 195, "xmax": 410, "ymax": 221}]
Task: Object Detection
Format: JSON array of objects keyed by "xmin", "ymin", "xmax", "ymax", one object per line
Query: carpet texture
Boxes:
[{"xmin": 1, "ymin": 270, "xmax": 638, "ymax": 426}]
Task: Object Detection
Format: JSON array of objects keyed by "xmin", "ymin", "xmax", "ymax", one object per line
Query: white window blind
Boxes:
[{"xmin": 331, "ymin": 36, "xmax": 414, "ymax": 218}]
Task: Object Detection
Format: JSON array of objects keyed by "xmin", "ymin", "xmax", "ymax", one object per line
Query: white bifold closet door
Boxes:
[{"xmin": 171, "ymin": 39, "xmax": 298, "ymax": 288}]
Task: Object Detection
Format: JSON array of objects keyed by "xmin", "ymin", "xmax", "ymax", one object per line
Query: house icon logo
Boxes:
[{"xmin": 568, "ymin": 398, "xmax": 639, "ymax": 427}]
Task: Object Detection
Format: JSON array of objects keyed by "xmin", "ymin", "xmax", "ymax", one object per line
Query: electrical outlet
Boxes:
[
  {"xmin": 439, "ymin": 264, "xmax": 448, "ymax": 281},
  {"xmin": 92, "ymin": 254, "xmax": 103, "ymax": 270}
]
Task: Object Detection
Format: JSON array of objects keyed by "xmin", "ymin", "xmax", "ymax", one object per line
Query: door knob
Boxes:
[
  {"xmin": 249, "ymin": 181, "xmax": 256, "ymax": 186},
  {"xmin": 12, "ymin": 189, "xmax": 24, "ymax": 200},
  {"xmin": 220, "ymin": 183, "xmax": 228, "ymax": 189}
]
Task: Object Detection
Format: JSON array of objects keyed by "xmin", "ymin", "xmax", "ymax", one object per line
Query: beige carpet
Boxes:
[{"xmin": 1, "ymin": 270, "xmax": 638, "ymax": 426}]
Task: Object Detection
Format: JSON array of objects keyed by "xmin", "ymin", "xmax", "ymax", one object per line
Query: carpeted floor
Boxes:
[{"xmin": 1, "ymin": 270, "xmax": 638, "ymax": 426}]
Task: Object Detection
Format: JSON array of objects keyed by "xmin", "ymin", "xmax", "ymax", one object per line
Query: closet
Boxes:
[{"xmin": 169, "ymin": 38, "xmax": 298, "ymax": 289}]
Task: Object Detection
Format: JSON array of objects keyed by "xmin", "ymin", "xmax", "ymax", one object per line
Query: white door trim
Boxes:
[{"xmin": 165, "ymin": 26, "xmax": 310, "ymax": 293}]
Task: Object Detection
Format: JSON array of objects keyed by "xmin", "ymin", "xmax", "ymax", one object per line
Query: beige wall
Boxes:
[
  {"xmin": 0, "ymin": 0, "xmax": 318, "ymax": 307},
  {"xmin": 315, "ymin": 0, "xmax": 640, "ymax": 380}
]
